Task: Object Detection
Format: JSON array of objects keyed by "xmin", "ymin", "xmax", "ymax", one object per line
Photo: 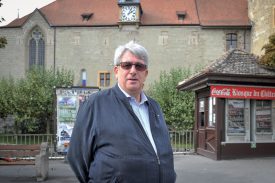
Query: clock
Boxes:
[{"xmin": 120, "ymin": 6, "xmax": 137, "ymax": 22}]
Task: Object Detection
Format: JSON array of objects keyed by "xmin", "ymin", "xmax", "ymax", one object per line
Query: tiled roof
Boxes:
[
  {"xmin": 4, "ymin": 14, "xmax": 30, "ymax": 27},
  {"xmin": 204, "ymin": 49, "xmax": 275, "ymax": 76},
  {"xmin": 177, "ymin": 49, "xmax": 275, "ymax": 89},
  {"xmin": 196, "ymin": 0, "xmax": 250, "ymax": 27},
  {"xmin": 3, "ymin": 0, "xmax": 250, "ymax": 27}
]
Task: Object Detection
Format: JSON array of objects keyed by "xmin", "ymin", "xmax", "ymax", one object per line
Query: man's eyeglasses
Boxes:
[{"xmin": 117, "ymin": 62, "xmax": 147, "ymax": 72}]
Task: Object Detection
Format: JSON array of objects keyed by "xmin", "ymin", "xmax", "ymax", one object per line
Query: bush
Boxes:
[
  {"xmin": 0, "ymin": 77, "xmax": 15, "ymax": 119},
  {"xmin": 260, "ymin": 33, "xmax": 275, "ymax": 68},
  {"xmin": 0, "ymin": 67, "xmax": 74, "ymax": 133},
  {"xmin": 147, "ymin": 68, "xmax": 195, "ymax": 130}
]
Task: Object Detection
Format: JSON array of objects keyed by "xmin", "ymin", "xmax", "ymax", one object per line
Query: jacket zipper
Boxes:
[{"xmin": 124, "ymin": 99, "xmax": 162, "ymax": 181}]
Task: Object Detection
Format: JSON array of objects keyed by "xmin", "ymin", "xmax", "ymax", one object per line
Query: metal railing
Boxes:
[
  {"xmin": 169, "ymin": 130, "xmax": 195, "ymax": 154},
  {"xmin": 0, "ymin": 131, "xmax": 195, "ymax": 154},
  {"xmin": 0, "ymin": 134, "xmax": 56, "ymax": 150}
]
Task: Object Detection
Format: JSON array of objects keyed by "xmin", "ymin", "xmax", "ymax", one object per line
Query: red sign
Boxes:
[{"xmin": 210, "ymin": 85, "xmax": 275, "ymax": 100}]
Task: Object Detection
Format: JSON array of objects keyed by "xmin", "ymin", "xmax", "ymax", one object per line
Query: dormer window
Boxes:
[
  {"xmin": 176, "ymin": 11, "xmax": 186, "ymax": 21},
  {"xmin": 81, "ymin": 13, "xmax": 93, "ymax": 21}
]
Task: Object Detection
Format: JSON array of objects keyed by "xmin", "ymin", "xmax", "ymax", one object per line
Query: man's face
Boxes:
[{"xmin": 114, "ymin": 50, "xmax": 148, "ymax": 98}]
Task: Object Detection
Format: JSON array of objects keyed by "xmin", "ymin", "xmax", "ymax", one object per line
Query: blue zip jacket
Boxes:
[{"xmin": 67, "ymin": 84, "xmax": 176, "ymax": 183}]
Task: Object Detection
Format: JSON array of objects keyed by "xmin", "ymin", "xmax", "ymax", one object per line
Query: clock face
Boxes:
[{"xmin": 121, "ymin": 6, "xmax": 137, "ymax": 22}]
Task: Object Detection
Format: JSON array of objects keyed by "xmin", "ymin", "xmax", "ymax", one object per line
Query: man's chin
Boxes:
[{"xmin": 126, "ymin": 85, "xmax": 142, "ymax": 92}]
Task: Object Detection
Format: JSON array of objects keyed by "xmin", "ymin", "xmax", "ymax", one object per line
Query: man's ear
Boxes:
[
  {"xmin": 114, "ymin": 66, "xmax": 119, "ymax": 79},
  {"xmin": 145, "ymin": 70, "xmax": 148, "ymax": 77}
]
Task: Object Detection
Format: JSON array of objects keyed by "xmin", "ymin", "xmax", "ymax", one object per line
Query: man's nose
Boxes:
[{"xmin": 129, "ymin": 64, "xmax": 138, "ymax": 72}]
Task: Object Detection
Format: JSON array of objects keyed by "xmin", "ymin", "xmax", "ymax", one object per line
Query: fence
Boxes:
[
  {"xmin": 0, "ymin": 130, "xmax": 195, "ymax": 154},
  {"xmin": 0, "ymin": 134, "xmax": 56, "ymax": 154},
  {"xmin": 169, "ymin": 130, "xmax": 195, "ymax": 154}
]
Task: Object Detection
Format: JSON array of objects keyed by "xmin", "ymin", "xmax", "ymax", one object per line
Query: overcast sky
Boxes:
[{"xmin": 0, "ymin": 0, "xmax": 55, "ymax": 26}]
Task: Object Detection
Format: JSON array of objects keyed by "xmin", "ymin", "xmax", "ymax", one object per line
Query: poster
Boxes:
[
  {"xmin": 227, "ymin": 99, "xmax": 245, "ymax": 135},
  {"xmin": 56, "ymin": 87, "xmax": 99, "ymax": 153},
  {"xmin": 255, "ymin": 100, "xmax": 272, "ymax": 133}
]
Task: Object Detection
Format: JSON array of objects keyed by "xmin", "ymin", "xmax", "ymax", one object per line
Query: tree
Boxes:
[
  {"xmin": 0, "ymin": 77, "xmax": 15, "ymax": 119},
  {"xmin": 0, "ymin": 0, "xmax": 7, "ymax": 48},
  {"xmin": 0, "ymin": 0, "xmax": 4, "ymax": 22},
  {"xmin": 259, "ymin": 33, "xmax": 275, "ymax": 68},
  {"xmin": 16, "ymin": 67, "xmax": 74, "ymax": 133},
  {"xmin": 147, "ymin": 68, "xmax": 195, "ymax": 130},
  {"xmin": 0, "ymin": 67, "xmax": 74, "ymax": 134}
]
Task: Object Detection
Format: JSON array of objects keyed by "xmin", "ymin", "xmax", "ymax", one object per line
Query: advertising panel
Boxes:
[
  {"xmin": 55, "ymin": 87, "xmax": 99, "ymax": 154},
  {"xmin": 227, "ymin": 99, "xmax": 245, "ymax": 135},
  {"xmin": 210, "ymin": 85, "xmax": 275, "ymax": 100}
]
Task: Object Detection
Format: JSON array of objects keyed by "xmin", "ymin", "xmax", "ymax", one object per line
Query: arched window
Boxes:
[
  {"xmin": 28, "ymin": 28, "xmax": 45, "ymax": 68},
  {"xmin": 29, "ymin": 38, "xmax": 36, "ymax": 67},
  {"xmin": 38, "ymin": 39, "xmax": 45, "ymax": 67}
]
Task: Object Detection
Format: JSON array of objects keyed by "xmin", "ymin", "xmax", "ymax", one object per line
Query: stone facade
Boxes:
[
  {"xmin": 248, "ymin": 0, "xmax": 275, "ymax": 56},
  {"xmin": 0, "ymin": 10, "xmax": 251, "ymax": 90}
]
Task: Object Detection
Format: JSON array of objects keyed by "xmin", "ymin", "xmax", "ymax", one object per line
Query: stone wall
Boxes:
[{"xmin": 248, "ymin": 0, "xmax": 275, "ymax": 56}]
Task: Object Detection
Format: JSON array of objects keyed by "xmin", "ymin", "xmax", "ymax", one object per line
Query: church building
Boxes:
[{"xmin": 0, "ymin": 0, "xmax": 251, "ymax": 89}]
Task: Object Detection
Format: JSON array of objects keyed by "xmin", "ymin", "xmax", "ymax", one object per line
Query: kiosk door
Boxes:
[
  {"xmin": 197, "ymin": 98, "xmax": 206, "ymax": 150},
  {"xmin": 196, "ymin": 97, "xmax": 217, "ymax": 159}
]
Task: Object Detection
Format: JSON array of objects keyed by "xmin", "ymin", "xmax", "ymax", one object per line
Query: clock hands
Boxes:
[
  {"xmin": 121, "ymin": 6, "xmax": 137, "ymax": 21},
  {"xmin": 127, "ymin": 7, "xmax": 134, "ymax": 15}
]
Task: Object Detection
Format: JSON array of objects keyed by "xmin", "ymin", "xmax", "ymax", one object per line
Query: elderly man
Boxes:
[{"xmin": 67, "ymin": 41, "xmax": 176, "ymax": 183}]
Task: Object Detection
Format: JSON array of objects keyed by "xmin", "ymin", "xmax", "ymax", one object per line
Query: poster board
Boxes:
[
  {"xmin": 55, "ymin": 87, "xmax": 100, "ymax": 154},
  {"xmin": 227, "ymin": 99, "xmax": 245, "ymax": 135}
]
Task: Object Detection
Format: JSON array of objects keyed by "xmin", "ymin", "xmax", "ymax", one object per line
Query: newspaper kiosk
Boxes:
[{"xmin": 177, "ymin": 50, "xmax": 275, "ymax": 160}]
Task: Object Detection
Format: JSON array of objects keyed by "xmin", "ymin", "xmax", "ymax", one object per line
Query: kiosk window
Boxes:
[
  {"xmin": 208, "ymin": 97, "xmax": 216, "ymax": 127},
  {"xmin": 255, "ymin": 100, "xmax": 272, "ymax": 133},
  {"xmin": 199, "ymin": 98, "xmax": 205, "ymax": 127},
  {"xmin": 227, "ymin": 99, "xmax": 245, "ymax": 135}
]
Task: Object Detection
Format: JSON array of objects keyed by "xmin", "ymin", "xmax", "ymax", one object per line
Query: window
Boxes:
[
  {"xmin": 176, "ymin": 11, "xmax": 186, "ymax": 21},
  {"xmin": 81, "ymin": 69, "xmax": 87, "ymax": 87},
  {"xmin": 226, "ymin": 99, "xmax": 245, "ymax": 135},
  {"xmin": 199, "ymin": 98, "xmax": 205, "ymax": 127},
  {"xmin": 98, "ymin": 72, "xmax": 110, "ymax": 87},
  {"xmin": 158, "ymin": 31, "xmax": 168, "ymax": 46},
  {"xmin": 81, "ymin": 13, "xmax": 93, "ymax": 21},
  {"xmin": 226, "ymin": 33, "xmax": 237, "ymax": 51},
  {"xmin": 208, "ymin": 97, "xmax": 216, "ymax": 127},
  {"xmin": 255, "ymin": 100, "xmax": 272, "ymax": 133},
  {"xmin": 28, "ymin": 28, "xmax": 45, "ymax": 68}
]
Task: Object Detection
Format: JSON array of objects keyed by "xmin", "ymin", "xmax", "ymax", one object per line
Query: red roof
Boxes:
[
  {"xmin": 196, "ymin": 0, "xmax": 250, "ymax": 27},
  {"xmin": 4, "ymin": 0, "xmax": 250, "ymax": 27}
]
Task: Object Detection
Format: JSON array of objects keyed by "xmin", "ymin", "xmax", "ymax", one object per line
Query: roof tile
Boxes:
[
  {"xmin": 3, "ymin": 0, "xmax": 250, "ymax": 27},
  {"xmin": 206, "ymin": 49, "xmax": 275, "ymax": 76}
]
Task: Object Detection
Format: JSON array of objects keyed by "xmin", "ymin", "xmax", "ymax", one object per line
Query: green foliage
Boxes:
[
  {"xmin": 0, "ymin": 77, "xmax": 15, "ymax": 119},
  {"xmin": 0, "ymin": 36, "xmax": 7, "ymax": 48},
  {"xmin": 260, "ymin": 33, "xmax": 275, "ymax": 68},
  {"xmin": 147, "ymin": 68, "xmax": 195, "ymax": 130},
  {"xmin": 0, "ymin": 67, "xmax": 74, "ymax": 133},
  {"xmin": 0, "ymin": 0, "xmax": 7, "ymax": 48}
]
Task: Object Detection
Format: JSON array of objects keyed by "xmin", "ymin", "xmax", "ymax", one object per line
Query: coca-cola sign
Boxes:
[{"xmin": 210, "ymin": 85, "xmax": 275, "ymax": 100}]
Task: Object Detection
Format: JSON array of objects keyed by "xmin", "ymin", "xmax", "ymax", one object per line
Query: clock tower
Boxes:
[{"xmin": 118, "ymin": 0, "xmax": 142, "ymax": 26}]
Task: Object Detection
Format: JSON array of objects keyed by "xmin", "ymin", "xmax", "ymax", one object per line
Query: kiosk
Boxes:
[{"xmin": 177, "ymin": 49, "xmax": 275, "ymax": 160}]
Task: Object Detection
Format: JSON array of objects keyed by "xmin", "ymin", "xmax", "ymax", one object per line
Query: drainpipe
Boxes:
[
  {"xmin": 54, "ymin": 27, "xmax": 56, "ymax": 73},
  {"xmin": 243, "ymin": 30, "xmax": 246, "ymax": 51}
]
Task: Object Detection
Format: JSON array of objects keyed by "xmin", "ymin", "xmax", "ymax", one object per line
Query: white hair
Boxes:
[{"xmin": 113, "ymin": 41, "xmax": 149, "ymax": 66}]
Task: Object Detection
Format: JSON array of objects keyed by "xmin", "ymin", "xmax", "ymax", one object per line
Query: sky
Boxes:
[{"xmin": 0, "ymin": 0, "xmax": 56, "ymax": 26}]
